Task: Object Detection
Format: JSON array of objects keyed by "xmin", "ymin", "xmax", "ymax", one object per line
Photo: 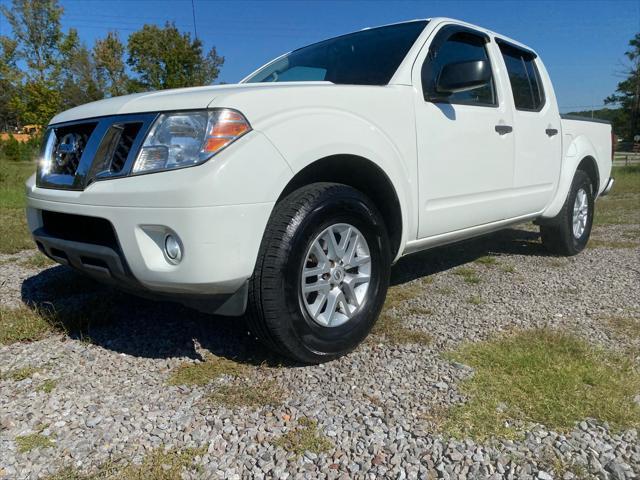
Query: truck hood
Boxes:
[{"xmin": 49, "ymin": 82, "xmax": 334, "ymax": 125}]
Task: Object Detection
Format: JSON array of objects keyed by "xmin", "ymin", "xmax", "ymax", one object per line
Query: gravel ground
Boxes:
[{"xmin": 1, "ymin": 223, "xmax": 639, "ymax": 479}]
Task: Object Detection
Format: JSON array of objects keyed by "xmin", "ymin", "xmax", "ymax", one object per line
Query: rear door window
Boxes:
[{"xmin": 498, "ymin": 41, "xmax": 545, "ymax": 111}]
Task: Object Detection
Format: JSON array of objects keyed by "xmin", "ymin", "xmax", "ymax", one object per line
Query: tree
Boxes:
[
  {"xmin": 93, "ymin": 31, "xmax": 129, "ymax": 97},
  {"xmin": 0, "ymin": 36, "xmax": 21, "ymax": 130},
  {"xmin": 0, "ymin": 0, "xmax": 64, "ymax": 126},
  {"xmin": 127, "ymin": 22, "xmax": 224, "ymax": 91},
  {"xmin": 605, "ymin": 33, "xmax": 640, "ymax": 141},
  {"xmin": 0, "ymin": 0, "xmax": 63, "ymax": 82},
  {"xmin": 59, "ymin": 29, "xmax": 104, "ymax": 107}
]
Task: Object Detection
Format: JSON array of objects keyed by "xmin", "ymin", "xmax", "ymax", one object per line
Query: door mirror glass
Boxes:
[{"xmin": 436, "ymin": 59, "xmax": 491, "ymax": 94}]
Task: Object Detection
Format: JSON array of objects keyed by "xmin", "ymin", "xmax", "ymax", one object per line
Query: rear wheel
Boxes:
[
  {"xmin": 247, "ymin": 183, "xmax": 391, "ymax": 363},
  {"xmin": 540, "ymin": 170, "xmax": 594, "ymax": 256}
]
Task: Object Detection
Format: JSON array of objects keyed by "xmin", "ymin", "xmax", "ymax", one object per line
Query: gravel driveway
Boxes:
[{"xmin": 1, "ymin": 223, "xmax": 639, "ymax": 479}]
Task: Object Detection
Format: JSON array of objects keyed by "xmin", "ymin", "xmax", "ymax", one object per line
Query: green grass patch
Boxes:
[
  {"xmin": 1, "ymin": 365, "xmax": 39, "ymax": 381},
  {"xmin": 38, "ymin": 379, "xmax": 57, "ymax": 393},
  {"xmin": 15, "ymin": 433, "xmax": 55, "ymax": 453},
  {"xmin": 0, "ymin": 306, "xmax": 53, "ymax": 345},
  {"xmin": 0, "ymin": 159, "xmax": 35, "ymax": 254},
  {"xmin": 453, "ymin": 267, "xmax": 481, "ymax": 284},
  {"xmin": 474, "ymin": 256, "xmax": 498, "ymax": 266},
  {"xmin": 607, "ymin": 316, "xmax": 640, "ymax": 340},
  {"xmin": 47, "ymin": 447, "xmax": 206, "ymax": 480},
  {"xmin": 372, "ymin": 281, "xmax": 432, "ymax": 345},
  {"xmin": 0, "ymin": 295, "xmax": 120, "ymax": 346},
  {"xmin": 168, "ymin": 355, "xmax": 248, "ymax": 386},
  {"xmin": 273, "ymin": 417, "xmax": 332, "ymax": 456},
  {"xmin": 500, "ymin": 264, "xmax": 516, "ymax": 274},
  {"xmin": 467, "ymin": 295, "xmax": 484, "ymax": 306},
  {"xmin": 210, "ymin": 379, "xmax": 283, "ymax": 408},
  {"xmin": 594, "ymin": 165, "xmax": 640, "ymax": 226},
  {"xmin": 443, "ymin": 329, "xmax": 640, "ymax": 441},
  {"xmin": 20, "ymin": 252, "xmax": 56, "ymax": 269}
]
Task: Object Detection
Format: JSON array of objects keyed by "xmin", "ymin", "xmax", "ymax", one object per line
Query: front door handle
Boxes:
[
  {"xmin": 495, "ymin": 125, "xmax": 513, "ymax": 135},
  {"xmin": 545, "ymin": 128, "xmax": 558, "ymax": 137}
]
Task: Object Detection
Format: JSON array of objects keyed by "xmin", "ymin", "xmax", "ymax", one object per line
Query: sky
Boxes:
[{"xmin": 0, "ymin": 0, "xmax": 638, "ymax": 113}]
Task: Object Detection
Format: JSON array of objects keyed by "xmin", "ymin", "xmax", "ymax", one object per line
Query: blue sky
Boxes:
[{"xmin": 1, "ymin": 0, "xmax": 638, "ymax": 112}]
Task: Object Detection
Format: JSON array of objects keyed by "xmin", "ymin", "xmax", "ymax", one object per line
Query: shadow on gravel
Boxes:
[
  {"xmin": 391, "ymin": 226, "xmax": 546, "ymax": 286},
  {"xmin": 19, "ymin": 227, "xmax": 546, "ymax": 364}
]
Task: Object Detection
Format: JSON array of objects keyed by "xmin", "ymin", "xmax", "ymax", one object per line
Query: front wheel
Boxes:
[
  {"xmin": 540, "ymin": 170, "xmax": 594, "ymax": 256},
  {"xmin": 247, "ymin": 183, "xmax": 391, "ymax": 363}
]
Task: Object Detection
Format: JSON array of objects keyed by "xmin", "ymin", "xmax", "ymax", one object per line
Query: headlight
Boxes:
[{"xmin": 132, "ymin": 109, "xmax": 251, "ymax": 174}]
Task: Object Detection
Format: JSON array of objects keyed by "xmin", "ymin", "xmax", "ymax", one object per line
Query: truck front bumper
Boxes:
[{"xmin": 26, "ymin": 198, "xmax": 274, "ymax": 315}]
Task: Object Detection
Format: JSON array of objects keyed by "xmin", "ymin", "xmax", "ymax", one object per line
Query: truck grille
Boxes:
[
  {"xmin": 110, "ymin": 123, "xmax": 143, "ymax": 173},
  {"xmin": 49, "ymin": 123, "xmax": 97, "ymax": 175},
  {"xmin": 37, "ymin": 113, "xmax": 157, "ymax": 190}
]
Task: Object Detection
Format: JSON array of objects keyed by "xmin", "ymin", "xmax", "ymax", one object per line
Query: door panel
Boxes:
[
  {"xmin": 414, "ymin": 25, "xmax": 515, "ymax": 239},
  {"xmin": 496, "ymin": 41, "xmax": 562, "ymax": 216}
]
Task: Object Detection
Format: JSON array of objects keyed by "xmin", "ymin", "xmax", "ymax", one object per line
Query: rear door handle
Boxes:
[
  {"xmin": 495, "ymin": 125, "xmax": 513, "ymax": 135},
  {"xmin": 545, "ymin": 128, "xmax": 558, "ymax": 137}
]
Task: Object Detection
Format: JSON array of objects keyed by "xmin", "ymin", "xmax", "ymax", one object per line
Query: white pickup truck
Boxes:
[{"xmin": 26, "ymin": 18, "xmax": 613, "ymax": 363}]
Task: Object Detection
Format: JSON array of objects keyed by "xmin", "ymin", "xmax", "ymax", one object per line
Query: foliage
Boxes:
[
  {"xmin": 0, "ymin": 133, "xmax": 41, "ymax": 161},
  {"xmin": 0, "ymin": 1, "xmax": 224, "ymax": 129},
  {"xmin": 15, "ymin": 433, "xmax": 55, "ymax": 453},
  {"xmin": 604, "ymin": 33, "xmax": 640, "ymax": 141},
  {"xmin": 93, "ymin": 32, "xmax": 129, "ymax": 97},
  {"xmin": 127, "ymin": 22, "xmax": 224, "ymax": 91}
]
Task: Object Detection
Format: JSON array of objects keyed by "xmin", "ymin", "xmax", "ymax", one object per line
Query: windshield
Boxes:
[{"xmin": 244, "ymin": 21, "xmax": 428, "ymax": 86}]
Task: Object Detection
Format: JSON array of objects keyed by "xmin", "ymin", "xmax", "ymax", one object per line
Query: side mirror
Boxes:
[{"xmin": 436, "ymin": 60, "xmax": 491, "ymax": 94}]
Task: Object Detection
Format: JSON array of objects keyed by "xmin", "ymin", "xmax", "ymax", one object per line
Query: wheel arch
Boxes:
[
  {"xmin": 541, "ymin": 133, "xmax": 602, "ymax": 219},
  {"xmin": 277, "ymin": 154, "xmax": 404, "ymax": 259}
]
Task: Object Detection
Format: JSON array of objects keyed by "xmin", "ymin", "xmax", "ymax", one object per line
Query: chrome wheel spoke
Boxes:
[
  {"xmin": 572, "ymin": 188, "xmax": 589, "ymax": 239},
  {"xmin": 300, "ymin": 222, "xmax": 371, "ymax": 328}
]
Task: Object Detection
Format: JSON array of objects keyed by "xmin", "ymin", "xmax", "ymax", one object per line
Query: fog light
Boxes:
[{"xmin": 164, "ymin": 234, "xmax": 182, "ymax": 263}]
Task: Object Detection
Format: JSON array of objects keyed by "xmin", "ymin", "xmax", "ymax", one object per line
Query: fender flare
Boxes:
[{"xmin": 541, "ymin": 134, "xmax": 599, "ymax": 219}]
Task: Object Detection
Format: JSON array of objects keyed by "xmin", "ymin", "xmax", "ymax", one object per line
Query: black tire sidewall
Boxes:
[
  {"xmin": 564, "ymin": 171, "xmax": 594, "ymax": 253},
  {"xmin": 274, "ymin": 186, "xmax": 390, "ymax": 360}
]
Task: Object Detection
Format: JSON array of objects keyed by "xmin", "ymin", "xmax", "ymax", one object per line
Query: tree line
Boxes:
[{"xmin": 0, "ymin": 0, "xmax": 224, "ymax": 130}]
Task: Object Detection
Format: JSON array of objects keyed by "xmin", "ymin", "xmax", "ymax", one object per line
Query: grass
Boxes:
[
  {"xmin": 273, "ymin": 417, "xmax": 332, "ymax": 456},
  {"xmin": 0, "ymin": 159, "xmax": 35, "ymax": 254},
  {"xmin": 46, "ymin": 447, "xmax": 206, "ymax": 480},
  {"xmin": 1, "ymin": 365, "xmax": 39, "ymax": 381},
  {"xmin": 0, "ymin": 306, "xmax": 53, "ymax": 345},
  {"xmin": 0, "ymin": 295, "xmax": 119, "ymax": 346},
  {"xmin": 442, "ymin": 329, "xmax": 640, "ymax": 441},
  {"xmin": 372, "ymin": 281, "xmax": 432, "ymax": 345},
  {"xmin": 588, "ymin": 238, "xmax": 638, "ymax": 249},
  {"xmin": 467, "ymin": 295, "xmax": 484, "ymax": 306},
  {"xmin": 20, "ymin": 252, "xmax": 56, "ymax": 269},
  {"xmin": 595, "ymin": 165, "xmax": 640, "ymax": 226},
  {"xmin": 168, "ymin": 355, "xmax": 248, "ymax": 386},
  {"xmin": 500, "ymin": 264, "xmax": 516, "ymax": 274},
  {"xmin": 606, "ymin": 316, "xmax": 640, "ymax": 340},
  {"xmin": 453, "ymin": 267, "xmax": 481, "ymax": 284},
  {"xmin": 38, "ymin": 379, "xmax": 58, "ymax": 393},
  {"xmin": 15, "ymin": 433, "xmax": 55, "ymax": 453},
  {"xmin": 209, "ymin": 379, "xmax": 283, "ymax": 408},
  {"xmin": 474, "ymin": 256, "xmax": 498, "ymax": 266}
]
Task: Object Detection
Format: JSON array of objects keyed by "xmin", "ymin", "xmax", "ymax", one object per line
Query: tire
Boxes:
[
  {"xmin": 247, "ymin": 182, "xmax": 391, "ymax": 364},
  {"xmin": 540, "ymin": 170, "xmax": 594, "ymax": 256}
]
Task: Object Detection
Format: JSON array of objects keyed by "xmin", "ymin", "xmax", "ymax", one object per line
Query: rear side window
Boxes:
[{"xmin": 498, "ymin": 41, "xmax": 545, "ymax": 111}]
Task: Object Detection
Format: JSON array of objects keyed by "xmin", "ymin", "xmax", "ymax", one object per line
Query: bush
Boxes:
[{"xmin": 0, "ymin": 134, "xmax": 41, "ymax": 162}]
